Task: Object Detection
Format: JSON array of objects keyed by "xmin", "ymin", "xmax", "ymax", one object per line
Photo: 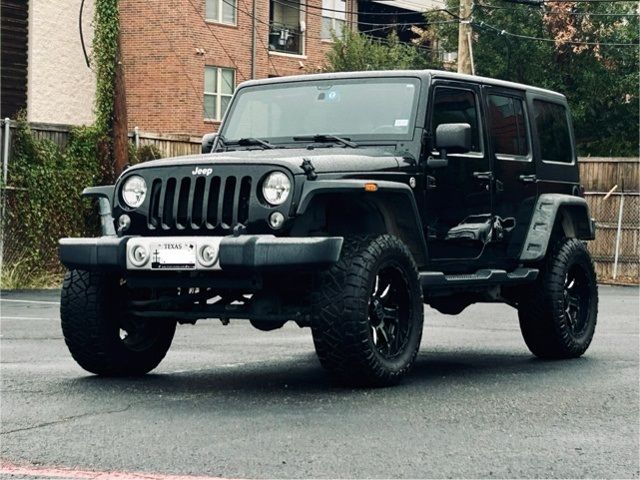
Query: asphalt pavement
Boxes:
[{"xmin": 1, "ymin": 285, "xmax": 638, "ymax": 479}]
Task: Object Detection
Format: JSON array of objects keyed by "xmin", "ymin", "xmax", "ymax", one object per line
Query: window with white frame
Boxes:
[
  {"xmin": 321, "ymin": 0, "xmax": 346, "ymax": 40},
  {"xmin": 205, "ymin": 0, "xmax": 236, "ymax": 25},
  {"xmin": 204, "ymin": 67, "xmax": 235, "ymax": 121}
]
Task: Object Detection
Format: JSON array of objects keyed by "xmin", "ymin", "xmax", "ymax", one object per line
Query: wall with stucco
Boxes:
[{"xmin": 27, "ymin": 0, "xmax": 96, "ymax": 125}]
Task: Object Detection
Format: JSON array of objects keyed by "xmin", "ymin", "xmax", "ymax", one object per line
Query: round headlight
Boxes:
[
  {"xmin": 262, "ymin": 172, "xmax": 291, "ymax": 206},
  {"xmin": 121, "ymin": 175, "xmax": 147, "ymax": 209}
]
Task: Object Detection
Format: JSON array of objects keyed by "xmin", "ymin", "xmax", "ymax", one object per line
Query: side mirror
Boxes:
[
  {"xmin": 201, "ymin": 133, "xmax": 218, "ymax": 154},
  {"xmin": 435, "ymin": 123, "xmax": 472, "ymax": 154}
]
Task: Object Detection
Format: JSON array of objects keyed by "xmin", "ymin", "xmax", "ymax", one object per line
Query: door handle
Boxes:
[
  {"xmin": 519, "ymin": 174, "xmax": 537, "ymax": 184},
  {"xmin": 473, "ymin": 171, "xmax": 493, "ymax": 182},
  {"xmin": 426, "ymin": 175, "xmax": 437, "ymax": 190}
]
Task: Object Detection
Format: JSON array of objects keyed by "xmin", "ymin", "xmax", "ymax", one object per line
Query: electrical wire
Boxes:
[
  {"xmin": 183, "ymin": 0, "xmax": 249, "ymax": 81},
  {"xmin": 240, "ymin": 0, "xmax": 283, "ymax": 76},
  {"xmin": 473, "ymin": 19, "xmax": 639, "ymax": 45},
  {"xmin": 270, "ymin": 0, "xmax": 463, "ymax": 25},
  {"xmin": 269, "ymin": 0, "xmax": 447, "ymax": 16},
  {"xmin": 477, "ymin": 2, "xmax": 639, "ymax": 15},
  {"xmin": 221, "ymin": 0, "xmax": 453, "ymax": 50},
  {"xmin": 156, "ymin": 10, "xmax": 209, "ymax": 113},
  {"xmin": 79, "ymin": 0, "xmax": 91, "ymax": 68}
]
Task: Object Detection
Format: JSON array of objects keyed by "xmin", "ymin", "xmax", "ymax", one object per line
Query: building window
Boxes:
[
  {"xmin": 533, "ymin": 100, "xmax": 573, "ymax": 163},
  {"xmin": 204, "ymin": 67, "xmax": 235, "ymax": 121},
  {"xmin": 205, "ymin": 0, "xmax": 236, "ymax": 25},
  {"xmin": 487, "ymin": 94, "xmax": 529, "ymax": 158},
  {"xmin": 269, "ymin": 0, "xmax": 303, "ymax": 55},
  {"xmin": 321, "ymin": 0, "xmax": 346, "ymax": 40}
]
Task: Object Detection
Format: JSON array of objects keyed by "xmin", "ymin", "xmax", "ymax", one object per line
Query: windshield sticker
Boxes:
[
  {"xmin": 318, "ymin": 91, "xmax": 341, "ymax": 102},
  {"xmin": 394, "ymin": 119, "xmax": 409, "ymax": 127}
]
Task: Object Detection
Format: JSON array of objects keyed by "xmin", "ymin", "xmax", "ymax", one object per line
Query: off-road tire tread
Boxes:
[
  {"xmin": 518, "ymin": 238, "xmax": 598, "ymax": 359},
  {"xmin": 61, "ymin": 269, "xmax": 176, "ymax": 376},
  {"xmin": 311, "ymin": 235, "xmax": 423, "ymax": 387}
]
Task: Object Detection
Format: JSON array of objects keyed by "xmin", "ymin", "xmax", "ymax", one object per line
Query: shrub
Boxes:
[{"xmin": 1, "ymin": 115, "xmax": 103, "ymax": 288}]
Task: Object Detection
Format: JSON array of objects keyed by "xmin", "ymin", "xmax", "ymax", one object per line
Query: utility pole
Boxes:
[
  {"xmin": 112, "ymin": 34, "xmax": 129, "ymax": 177},
  {"xmin": 457, "ymin": 0, "xmax": 473, "ymax": 74}
]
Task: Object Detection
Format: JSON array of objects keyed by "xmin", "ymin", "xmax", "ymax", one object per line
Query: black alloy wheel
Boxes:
[
  {"xmin": 312, "ymin": 235, "xmax": 424, "ymax": 387},
  {"xmin": 368, "ymin": 264, "xmax": 412, "ymax": 360}
]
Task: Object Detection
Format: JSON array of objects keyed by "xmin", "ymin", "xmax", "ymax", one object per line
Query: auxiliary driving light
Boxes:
[
  {"xmin": 118, "ymin": 214, "xmax": 131, "ymax": 232},
  {"xmin": 198, "ymin": 244, "xmax": 219, "ymax": 267},
  {"xmin": 129, "ymin": 244, "xmax": 150, "ymax": 267},
  {"xmin": 269, "ymin": 211, "xmax": 285, "ymax": 229}
]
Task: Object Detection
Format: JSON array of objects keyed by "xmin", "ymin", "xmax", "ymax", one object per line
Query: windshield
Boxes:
[{"xmin": 220, "ymin": 77, "xmax": 421, "ymax": 144}]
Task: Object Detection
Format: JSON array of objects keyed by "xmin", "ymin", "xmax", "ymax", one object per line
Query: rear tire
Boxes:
[
  {"xmin": 311, "ymin": 235, "xmax": 424, "ymax": 387},
  {"xmin": 518, "ymin": 238, "xmax": 598, "ymax": 359},
  {"xmin": 61, "ymin": 269, "xmax": 176, "ymax": 376}
]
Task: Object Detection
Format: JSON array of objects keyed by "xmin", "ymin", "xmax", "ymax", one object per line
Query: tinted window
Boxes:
[
  {"xmin": 432, "ymin": 88, "xmax": 482, "ymax": 152},
  {"xmin": 533, "ymin": 100, "xmax": 573, "ymax": 163},
  {"xmin": 488, "ymin": 94, "xmax": 529, "ymax": 157}
]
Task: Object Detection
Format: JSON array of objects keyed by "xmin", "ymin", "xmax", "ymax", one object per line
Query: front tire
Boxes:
[
  {"xmin": 518, "ymin": 238, "xmax": 598, "ymax": 359},
  {"xmin": 61, "ymin": 269, "xmax": 176, "ymax": 376},
  {"xmin": 311, "ymin": 235, "xmax": 424, "ymax": 387}
]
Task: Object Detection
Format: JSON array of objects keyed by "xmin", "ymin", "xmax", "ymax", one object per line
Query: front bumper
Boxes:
[{"xmin": 59, "ymin": 235, "xmax": 343, "ymax": 271}]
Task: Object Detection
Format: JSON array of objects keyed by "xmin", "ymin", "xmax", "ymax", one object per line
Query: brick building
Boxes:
[{"xmin": 119, "ymin": 0, "xmax": 358, "ymax": 137}]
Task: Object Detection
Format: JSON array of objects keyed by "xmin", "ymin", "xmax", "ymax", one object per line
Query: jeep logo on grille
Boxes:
[{"xmin": 192, "ymin": 167, "xmax": 213, "ymax": 176}]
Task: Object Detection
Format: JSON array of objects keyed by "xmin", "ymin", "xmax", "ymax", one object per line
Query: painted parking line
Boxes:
[
  {"xmin": 0, "ymin": 461, "xmax": 239, "ymax": 480},
  {"xmin": 0, "ymin": 299, "xmax": 60, "ymax": 305}
]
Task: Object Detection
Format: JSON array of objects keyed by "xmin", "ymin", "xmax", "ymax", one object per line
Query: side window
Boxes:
[
  {"xmin": 432, "ymin": 87, "xmax": 482, "ymax": 153},
  {"xmin": 487, "ymin": 94, "xmax": 529, "ymax": 157},
  {"xmin": 533, "ymin": 100, "xmax": 573, "ymax": 163}
]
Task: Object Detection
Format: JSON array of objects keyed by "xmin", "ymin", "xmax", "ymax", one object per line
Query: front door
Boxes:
[
  {"xmin": 482, "ymin": 87, "xmax": 538, "ymax": 260},
  {"xmin": 424, "ymin": 81, "xmax": 492, "ymax": 263}
]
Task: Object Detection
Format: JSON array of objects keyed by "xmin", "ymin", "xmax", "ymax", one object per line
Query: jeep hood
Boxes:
[{"xmin": 124, "ymin": 148, "xmax": 403, "ymax": 175}]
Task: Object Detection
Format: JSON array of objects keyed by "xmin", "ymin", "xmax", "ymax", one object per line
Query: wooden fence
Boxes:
[
  {"xmin": 579, "ymin": 158, "xmax": 639, "ymax": 283},
  {"xmin": 2, "ymin": 121, "xmax": 638, "ymax": 283}
]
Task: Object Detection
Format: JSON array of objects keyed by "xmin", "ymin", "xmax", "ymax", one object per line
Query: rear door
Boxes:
[{"xmin": 483, "ymin": 87, "xmax": 537, "ymax": 259}]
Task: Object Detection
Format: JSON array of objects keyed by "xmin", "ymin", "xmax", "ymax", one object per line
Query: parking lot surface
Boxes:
[{"xmin": 1, "ymin": 285, "xmax": 638, "ymax": 479}]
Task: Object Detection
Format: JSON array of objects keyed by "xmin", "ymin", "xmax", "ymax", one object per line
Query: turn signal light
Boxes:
[{"xmin": 364, "ymin": 183, "xmax": 378, "ymax": 192}]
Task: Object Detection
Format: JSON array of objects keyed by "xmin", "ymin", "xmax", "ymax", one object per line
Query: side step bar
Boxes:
[{"xmin": 420, "ymin": 268, "xmax": 539, "ymax": 289}]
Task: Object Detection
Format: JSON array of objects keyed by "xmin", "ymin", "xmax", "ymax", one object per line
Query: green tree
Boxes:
[
  {"xmin": 429, "ymin": 1, "xmax": 639, "ymax": 156},
  {"xmin": 325, "ymin": 29, "xmax": 442, "ymax": 72}
]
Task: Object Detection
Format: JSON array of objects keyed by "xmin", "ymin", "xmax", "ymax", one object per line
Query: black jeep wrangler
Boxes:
[{"xmin": 59, "ymin": 70, "xmax": 598, "ymax": 386}]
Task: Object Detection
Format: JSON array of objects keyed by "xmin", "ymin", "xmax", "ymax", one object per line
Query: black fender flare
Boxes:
[
  {"xmin": 296, "ymin": 179, "xmax": 428, "ymax": 266},
  {"xmin": 520, "ymin": 193, "xmax": 595, "ymax": 262}
]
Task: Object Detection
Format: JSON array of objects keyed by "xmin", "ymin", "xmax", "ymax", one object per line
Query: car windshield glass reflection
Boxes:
[{"xmin": 221, "ymin": 78, "xmax": 420, "ymax": 144}]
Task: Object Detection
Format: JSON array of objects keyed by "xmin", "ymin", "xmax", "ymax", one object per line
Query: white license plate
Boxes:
[{"xmin": 150, "ymin": 241, "xmax": 197, "ymax": 269}]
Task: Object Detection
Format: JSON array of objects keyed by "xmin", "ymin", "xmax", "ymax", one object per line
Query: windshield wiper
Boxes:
[
  {"xmin": 227, "ymin": 137, "xmax": 275, "ymax": 149},
  {"xmin": 293, "ymin": 134, "xmax": 358, "ymax": 148}
]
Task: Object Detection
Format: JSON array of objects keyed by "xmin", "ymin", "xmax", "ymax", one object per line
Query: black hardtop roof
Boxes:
[{"xmin": 237, "ymin": 69, "xmax": 566, "ymax": 101}]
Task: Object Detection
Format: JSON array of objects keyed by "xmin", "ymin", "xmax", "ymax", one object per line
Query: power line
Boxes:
[
  {"xmin": 222, "ymin": 0, "xmax": 454, "ymax": 49},
  {"xmin": 156, "ymin": 9, "xmax": 209, "ymax": 112},
  {"xmin": 184, "ymin": 0, "xmax": 248, "ymax": 81},
  {"xmin": 270, "ymin": 0, "xmax": 462, "ymax": 24},
  {"xmin": 239, "ymin": 0, "xmax": 283, "ymax": 76},
  {"xmin": 474, "ymin": 19, "xmax": 639, "ymax": 45},
  {"xmin": 477, "ymin": 2, "xmax": 639, "ymax": 15},
  {"xmin": 270, "ymin": 0, "xmax": 444, "ymax": 16}
]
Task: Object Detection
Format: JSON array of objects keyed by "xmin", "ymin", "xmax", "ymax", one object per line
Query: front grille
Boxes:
[{"xmin": 147, "ymin": 174, "xmax": 253, "ymax": 231}]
